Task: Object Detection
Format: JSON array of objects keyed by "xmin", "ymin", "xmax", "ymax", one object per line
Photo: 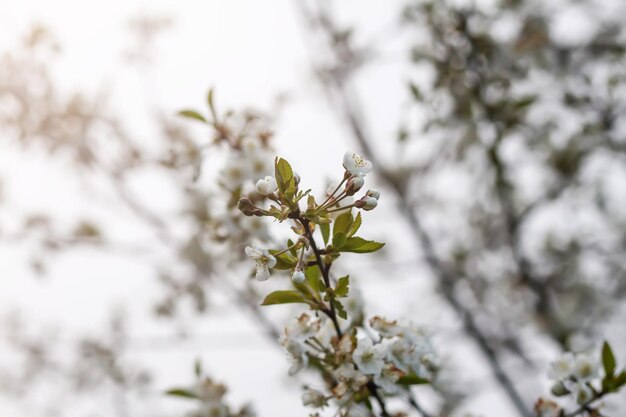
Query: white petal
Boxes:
[{"xmin": 255, "ymin": 266, "xmax": 271, "ymax": 281}]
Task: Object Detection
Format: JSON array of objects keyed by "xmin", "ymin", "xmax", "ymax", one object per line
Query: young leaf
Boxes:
[
  {"xmin": 335, "ymin": 275, "xmax": 350, "ymax": 298},
  {"xmin": 320, "ymin": 223, "xmax": 330, "ymax": 245},
  {"xmin": 347, "ymin": 212, "xmax": 362, "ymax": 237},
  {"xmin": 166, "ymin": 388, "xmax": 200, "ymax": 399},
  {"xmin": 333, "ymin": 299, "xmax": 347, "ymax": 320},
  {"xmin": 274, "ymin": 157, "xmax": 294, "ymax": 193},
  {"xmin": 398, "ymin": 374, "xmax": 429, "ymax": 385},
  {"xmin": 269, "ymin": 251, "xmax": 298, "ymax": 270},
  {"xmin": 286, "ymin": 239, "xmax": 298, "ymax": 257},
  {"xmin": 602, "ymin": 341, "xmax": 616, "ymax": 377},
  {"xmin": 341, "ymin": 237, "xmax": 385, "ymax": 253},
  {"xmin": 305, "ymin": 265, "xmax": 323, "ymax": 294},
  {"xmin": 332, "ymin": 232, "xmax": 347, "ymax": 249},
  {"xmin": 194, "ymin": 359, "xmax": 203, "ymax": 378},
  {"xmin": 261, "ymin": 290, "xmax": 307, "ymax": 306},
  {"xmin": 334, "ymin": 212, "xmax": 353, "ymax": 236},
  {"xmin": 178, "ymin": 110, "xmax": 207, "ymax": 123}
]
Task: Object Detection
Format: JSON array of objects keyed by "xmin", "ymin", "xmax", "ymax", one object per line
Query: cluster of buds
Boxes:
[{"xmin": 240, "ymin": 152, "xmax": 383, "ymax": 283}]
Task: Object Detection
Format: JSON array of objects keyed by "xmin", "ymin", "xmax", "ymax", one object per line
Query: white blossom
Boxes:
[
  {"xmin": 335, "ymin": 363, "xmax": 368, "ymax": 390},
  {"xmin": 244, "ymin": 245, "xmax": 276, "ymax": 281},
  {"xmin": 240, "ymin": 216, "xmax": 269, "ymax": 240},
  {"xmin": 281, "ymin": 338, "xmax": 309, "ymax": 376},
  {"xmin": 301, "ymin": 388, "xmax": 327, "ymax": 408},
  {"xmin": 255, "ymin": 175, "xmax": 277, "ymax": 195},
  {"xmin": 221, "ymin": 158, "xmax": 250, "ymax": 189},
  {"xmin": 248, "ymin": 152, "xmax": 273, "ymax": 180},
  {"xmin": 572, "ymin": 353, "xmax": 599, "ymax": 382},
  {"xmin": 353, "ymin": 337, "xmax": 385, "ymax": 375},
  {"xmin": 343, "ymin": 404, "xmax": 372, "ymax": 417},
  {"xmin": 548, "ymin": 352, "xmax": 575, "ymax": 381},
  {"xmin": 571, "ymin": 382, "xmax": 593, "ymax": 405},
  {"xmin": 284, "ymin": 313, "xmax": 320, "ymax": 341},
  {"xmin": 374, "ymin": 364, "xmax": 402, "ymax": 395},
  {"xmin": 241, "ymin": 137, "xmax": 262, "ymax": 154},
  {"xmin": 343, "ymin": 152, "xmax": 373, "ymax": 177},
  {"xmin": 370, "ymin": 316, "xmax": 401, "ymax": 338}
]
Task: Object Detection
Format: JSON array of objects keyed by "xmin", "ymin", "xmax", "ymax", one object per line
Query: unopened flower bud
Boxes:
[
  {"xmin": 550, "ymin": 381, "xmax": 569, "ymax": 397},
  {"xmin": 238, "ymin": 198, "xmax": 259, "ymax": 216},
  {"xmin": 366, "ymin": 189, "xmax": 381, "ymax": 200},
  {"xmin": 355, "ymin": 196, "xmax": 378, "ymax": 211},
  {"xmin": 255, "ymin": 176, "xmax": 278, "ymax": 196},
  {"xmin": 292, "ymin": 270, "xmax": 306, "ymax": 284},
  {"xmin": 345, "ymin": 175, "xmax": 365, "ymax": 196}
]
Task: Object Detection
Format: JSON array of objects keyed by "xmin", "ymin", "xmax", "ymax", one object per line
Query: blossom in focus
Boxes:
[
  {"xmin": 244, "ymin": 245, "xmax": 276, "ymax": 281},
  {"xmin": 342, "ymin": 151, "xmax": 373, "ymax": 177}
]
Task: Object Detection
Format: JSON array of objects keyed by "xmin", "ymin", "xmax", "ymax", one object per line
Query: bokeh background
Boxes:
[{"xmin": 1, "ymin": 0, "xmax": 625, "ymax": 416}]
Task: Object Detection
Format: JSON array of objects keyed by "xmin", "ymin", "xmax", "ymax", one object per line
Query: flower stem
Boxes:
[{"xmin": 298, "ymin": 215, "xmax": 389, "ymax": 417}]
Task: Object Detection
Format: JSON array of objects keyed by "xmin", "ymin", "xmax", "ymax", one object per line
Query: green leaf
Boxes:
[
  {"xmin": 334, "ymin": 212, "xmax": 353, "ymax": 236},
  {"xmin": 320, "ymin": 223, "xmax": 330, "ymax": 245},
  {"xmin": 333, "ymin": 299, "xmax": 347, "ymax": 320},
  {"xmin": 341, "ymin": 237, "xmax": 385, "ymax": 253},
  {"xmin": 274, "ymin": 157, "xmax": 294, "ymax": 194},
  {"xmin": 398, "ymin": 374, "xmax": 429, "ymax": 385},
  {"xmin": 287, "ymin": 239, "xmax": 297, "ymax": 257},
  {"xmin": 178, "ymin": 110, "xmax": 207, "ymax": 123},
  {"xmin": 347, "ymin": 212, "xmax": 362, "ymax": 237},
  {"xmin": 335, "ymin": 275, "xmax": 350, "ymax": 298},
  {"xmin": 305, "ymin": 265, "xmax": 323, "ymax": 294},
  {"xmin": 409, "ymin": 82, "xmax": 422, "ymax": 101},
  {"xmin": 603, "ymin": 341, "xmax": 616, "ymax": 377},
  {"xmin": 269, "ymin": 251, "xmax": 298, "ymax": 270},
  {"xmin": 166, "ymin": 388, "xmax": 200, "ymax": 399},
  {"xmin": 261, "ymin": 290, "xmax": 307, "ymax": 306},
  {"xmin": 332, "ymin": 232, "xmax": 347, "ymax": 249}
]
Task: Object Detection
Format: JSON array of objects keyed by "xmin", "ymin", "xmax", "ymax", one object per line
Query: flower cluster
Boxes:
[
  {"xmin": 234, "ymin": 153, "xmax": 441, "ymax": 416},
  {"xmin": 279, "ymin": 313, "xmax": 438, "ymax": 414},
  {"xmin": 548, "ymin": 352, "xmax": 599, "ymax": 405},
  {"xmin": 535, "ymin": 342, "xmax": 625, "ymax": 416}
]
